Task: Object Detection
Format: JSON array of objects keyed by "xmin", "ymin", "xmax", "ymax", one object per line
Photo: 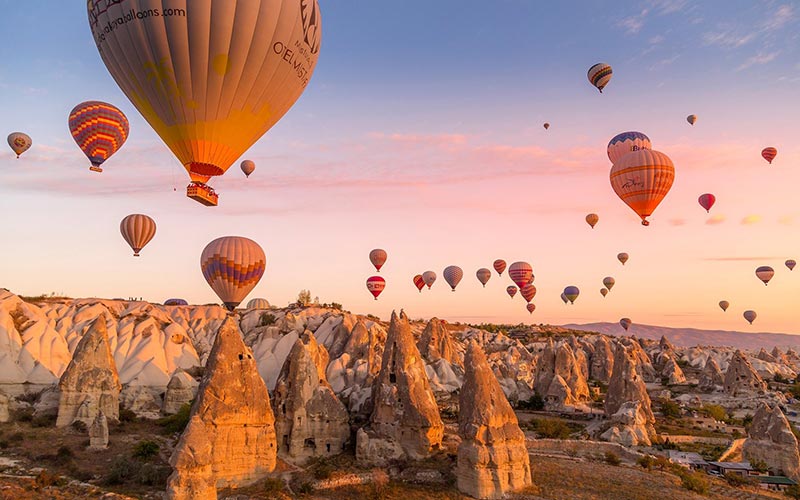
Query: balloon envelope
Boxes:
[
  {"xmin": 587, "ymin": 62, "xmax": 613, "ymax": 93},
  {"xmin": 762, "ymin": 147, "xmax": 777, "ymax": 164},
  {"xmin": 366, "ymin": 276, "xmax": 386, "ymax": 300},
  {"xmin": 247, "ymin": 298, "xmax": 271, "ymax": 309},
  {"xmin": 201, "ymin": 236, "xmax": 266, "ymax": 311},
  {"xmin": 619, "ymin": 318, "xmax": 632, "ymax": 331},
  {"xmin": 743, "ymin": 310, "xmax": 757, "ymax": 324},
  {"xmin": 520, "ymin": 283, "xmax": 537, "ymax": 303},
  {"xmin": 443, "ymin": 266, "xmax": 464, "ymax": 291},
  {"xmin": 508, "ymin": 262, "xmax": 534, "ymax": 289},
  {"xmin": 786, "ymin": 260, "xmax": 796, "ymax": 271},
  {"xmin": 69, "ymin": 101, "xmax": 129, "ymax": 172},
  {"xmin": 164, "ymin": 298, "xmax": 188, "ymax": 306},
  {"xmin": 610, "ymin": 149, "xmax": 675, "ymax": 226},
  {"xmin": 413, "ymin": 274, "xmax": 425, "ymax": 292},
  {"xmin": 755, "ymin": 266, "xmax": 774, "ymax": 285},
  {"xmin": 506, "ymin": 286, "xmax": 518, "ymax": 299},
  {"xmin": 120, "ymin": 214, "xmax": 156, "ymax": 257},
  {"xmin": 369, "ymin": 249, "xmax": 387, "ymax": 272},
  {"xmin": 603, "ymin": 277, "xmax": 615, "ymax": 291},
  {"xmin": 543, "ymin": 122, "xmax": 550, "ymax": 130},
  {"xmin": 719, "ymin": 300, "xmax": 729, "ymax": 312},
  {"xmin": 88, "ymin": 0, "xmax": 321, "ymax": 202},
  {"xmin": 600, "ymin": 288, "xmax": 608, "ymax": 297},
  {"xmin": 241, "ymin": 160, "xmax": 256, "ymax": 178},
  {"xmin": 563, "ymin": 286, "xmax": 580, "ymax": 304},
  {"xmin": 607, "ymin": 131, "xmax": 651, "ymax": 164},
  {"xmin": 526, "ymin": 303, "xmax": 536, "ymax": 314},
  {"xmin": 687, "ymin": 114, "xmax": 697, "ymax": 125},
  {"xmin": 423, "ymin": 271, "xmax": 437, "ymax": 289},
  {"xmin": 585, "ymin": 213, "xmax": 599, "ymax": 229},
  {"xmin": 698, "ymin": 193, "xmax": 716, "ymax": 212},
  {"xmin": 493, "ymin": 259, "xmax": 507, "ymax": 276},
  {"xmin": 617, "ymin": 253, "xmax": 629, "ymax": 265},
  {"xmin": 7, "ymin": 132, "xmax": 32, "ymax": 158},
  {"xmin": 476, "ymin": 268, "xmax": 491, "ymax": 287}
]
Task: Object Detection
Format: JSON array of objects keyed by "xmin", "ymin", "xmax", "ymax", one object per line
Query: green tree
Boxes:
[
  {"xmin": 702, "ymin": 404, "xmax": 728, "ymax": 422},
  {"xmin": 297, "ymin": 290, "xmax": 311, "ymax": 307},
  {"xmin": 662, "ymin": 400, "xmax": 681, "ymax": 419}
]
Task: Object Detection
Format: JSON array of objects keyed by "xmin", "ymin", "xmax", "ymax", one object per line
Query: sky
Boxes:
[{"xmin": 1, "ymin": 1, "xmax": 799, "ymax": 333}]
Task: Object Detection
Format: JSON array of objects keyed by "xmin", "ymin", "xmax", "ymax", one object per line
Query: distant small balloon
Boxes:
[
  {"xmin": 786, "ymin": 260, "xmax": 796, "ymax": 271},
  {"xmin": 619, "ymin": 318, "xmax": 632, "ymax": 331},
  {"xmin": 600, "ymin": 288, "xmax": 608, "ymax": 297},
  {"xmin": 164, "ymin": 298, "xmax": 188, "ymax": 306},
  {"xmin": 520, "ymin": 283, "xmax": 537, "ymax": 303},
  {"xmin": 7, "ymin": 132, "xmax": 32, "ymax": 158},
  {"xmin": 560, "ymin": 292, "xmax": 568, "ymax": 304},
  {"xmin": 506, "ymin": 286, "xmax": 518, "ymax": 299},
  {"xmin": 563, "ymin": 286, "xmax": 580, "ymax": 304},
  {"xmin": 755, "ymin": 266, "xmax": 774, "ymax": 286},
  {"xmin": 120, "ymin": 214, "xmax": 157, "ymax": 257},
  {"xmin": 687, "ymin": 114, "xmax": 697, "ymax": 125},
  {"xmin": 762, "ymin": 147, "xmax": 778, "ymax": 164},
  {"xmin": 586, "ymin": 213, "xmax": 599, "ymax": 229},
  {"xmin": 587, "ymin": 62, "xmax": 613, "ymax": 93},
  {"xmin": 422, "ymin": 271, "xmax": 437, "ymax": 289},
  {"xmin": 743, "ymin": 310, "xmax": 757, "ymax": 325},
  {"xmin": 493, "ymin": 259, "xmax": 507, "ymax": 276},
  {"xmin": 476, "ymin": 268, "xmax": 492, "ymax": 288},
  {"xmin": 413, "ymin": 274, "xmax": 425, "ymax": 293},
  {"xmin": 366, "ymin": 276, "xmax": 386, "ymax": 300},
  {"xmin": 543, "ymin": 122, "xmax": 550, "ymax": 130},
  {"xmin": 617, "ymin": 253, "xmax": 629, "ymax": 265},
  {"xmin": 240, "ymin": 160, "xmax": 256, "ymax": 178},
  {"xmin": 718, "ymin": 300, "xmax": 729, "ymax": 312},
  {"xmin": 602, "ymin": 277, "xmax": 615, "ymax": 291},
  {"xmin": 526, "ymin": 303, "xmax": 536, "ymax": 314},
  {"xmin": 443, "ymin": 266, "xmax": 464, "ymax": 291},
  {"xmin": 698, "ymin": 193, "xmax": 716, "ymax": 213},
  {"xmin": 369, "ymin": 249, "xmax": 387, "ymax": 272}
]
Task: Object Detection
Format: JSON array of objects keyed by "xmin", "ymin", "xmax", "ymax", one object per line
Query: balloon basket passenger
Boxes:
[{"xmin": 187, "ymin": 182, "xmax": 219, "ymax": 207}]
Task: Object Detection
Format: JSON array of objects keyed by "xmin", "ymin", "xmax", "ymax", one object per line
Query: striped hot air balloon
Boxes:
[
  {"xmin": 600, "ymin": 288, "xmax": 608, "ymax": 297},
  {"xmin": 200, "ymin": 236, "xmax": 266, "ymax": 311},
  {"xmin": 493, "ymin": 259, "xmax": 507, "ymax": 276},
  {"xmin": 366, "ymin": 276, "xmax": 386, "ymax": 300},
  {"xmin": 69, "ymin": 101, "xmax": 129, "ymax": 172},
  {"xmin": 564, "ymin": 286, "xmax": 580, "ymax": 304},
  {"xmin": 603, "ymin": 277, "xmax": 615, "ymax": 291},
  {"xmin": 7, "ymin": 132, "xmax": 32, "ymax": 158},
  {"xmin": 520, "ymin": 283, "xmax": 537, "ymax": 303},
  {"xmin": 718, "ymin": 300, "xmax": 729, "ymax": 312},
  {"xmin": 587, "ymin": 62, "xmax": 613, "ymax": 93},
  {"xmin": 241, "ymin": 160, "xmax": 256, "ymax": 178},
  {"xmin": 617, "ymin": 253, "xmax": 629, "ymax": 265},
  {"xmin": 755, "ymin": 266, "xmax": 774, "ymax": 286},
  {"xmin": 476, "ymin": 268, "xmax": 491, "ymax": 288},
  {"xmin": 508, "ymin": 262, "xmax": 534, "ymax": 289},
  {"xmin": 585, "ymin": 213, "xmax": 599, "ymax": 229},
  {"xmin": 506, "ymin": 286, "xmax": 518, "ymax": 299},
  {"xmin": 786, "ymin": 260, "xmax": 796, "ymax": 271},
  {"xmin": 607, "ymin": 131, "xmax": 651, "ymax": 164},
  {"xmin": 743, "ymin": 310, "xmax": 757, "ymax": 325},
  {"xmin": 687, "ymin": 114, "xmax": 697, "ymax": 125},
  {"xmin": 413, "ymin": 274, "xmax": 425, "ymax": 292},
  {"xmin": 120, "ymin": 214, "xmax": 156, "ymax": 257},
  {"xmin": 619, "ymin": 318, "xmax": 632, "ymax": 331},
  {"xmin": 369, "ymin": 249, "xmax": 387, "ymax": 272},
  {"xmin": 526, "ymin": 303, "xmax": 536, "ymax": 314},
  {"xmin": 762, "ymin": 147, "xmax": 777, "ymax": 164},
  {"xmin": 698, "ymin": 193, "xmax": 716, "ymax": 213},
  {"xmin": 164, "ymin": 298, "xmax": 188, "ymax": 306},
  {"xmin": 443, "ymin": 266, "xmax": 463, "ymax": 291},
  {"xmin": 610, "ymin": 149, "xmax": 675, "ymax": 226},
  {"xmin": 423, "ymin": 271, "xmax": 437, "ymax": 289},
  {"xmin": 247, "ymin": 298, "xmax": 271, "ymax": 309}
]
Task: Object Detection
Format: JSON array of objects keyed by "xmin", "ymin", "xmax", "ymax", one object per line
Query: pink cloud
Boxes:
[
  {"xmin": 741, "ymin": 215, "xmax": 762, "ymax": 225},
  {"xmin": 706, "ymin": 215, "xmax": 726, "ymax": 225}
]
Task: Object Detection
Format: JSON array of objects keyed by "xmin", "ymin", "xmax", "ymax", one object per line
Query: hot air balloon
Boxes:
[
  {"xmin": 506, "ymin": 286, "xmax": 518, "ymax": 299},
  {"xmin": 520, "ymin": 283, "xmax": 537, "ymax": 303},
  {"xmin": 493, "ymin": 259, "xmax": 507, "ymax": 276},
  {"xmin": 603, "ymin": 277, "xmax": 615, "ymax": 291},
  {"xmin": 755, "ymin": 266, "xmax": 774, "ymax": 285},
  {"xmin": 560, "ymin": 292, "xmax": 568, "ymax": 304},
  {"xmin": 619, "ymin": 318, "xmax": 632, "ymax": 331},
  {"xmin": 88, "ymin": 0, "xmax": 322, "ymax": 206},
  {"xmin": 607, "ymin": 131, "xmax": 651, "ymax": 164},
  {"xmin": 617, "ymin": 253, "xmax": 629, "ymax": 265},
  {"xmin": 600, "ymin": 288, "xmax": 608, "ymax": 297},
  {"xmin": 719, "ymin": 300, "xmax": 729, "ymax": 312},
  {"xmin": 563, "ymin": 286, "xmax": 580, "ymax": 304},
  {"xmin": 247, "ymin": 298, "xmax": 271, "ymax": 309},
  {"xmin": 586, "ymin": 213, "xmax": 599, "ymax": 229},
  {"xmin": 164, "ymin": 298, "xmax": 188, "ymax": 306},
  {"xmin": 508, "ymin": 262, "xmax": 534, "ymax": 289},
  {"xmin": 476, "ymin": 268, "xmax": 492, "ymax": 287},
  {"xmin": 423, "ymin": 271, "xmax": 437, "ymax": 289},
  {"xmin": 786, "ymin": 260, "xmax": 796, "ymax": 271},
  {"xmin": 698, "ymin": 193, "xmax": 716, "ymax": 213},
  {"xmin": 69, "ymin": 101, "xmax": 129, "ymax": 173},
  {"xmin": 743, "ymin": 310, "xmax": 757, "ymax": 325},
  {"xmin": 543, "ymin": 122, "xmax": 550, "ymax": 130},
  {"xmin": 120, "ymin": 214, "xmax": 156, "ymax": 257},
  {"xmin": 7, "ymin": 132, "xmax": 32, "ymax": 158},
  {"xmin": 587, "ymin": 62, "xmax": 613, "ymax": 93},
  {"xmin": 687, "ymin": 114, "xmax": 697, "ymax": 125},
  {"xmin": 366, "ymin": 276, "xmax": 386, "ymax": 300},
  {"xmin": 241, "ymin": 160, "xmax": 256, "ymax": 178},
  {"xmin": 200, "ymin": 236, "xmax": 266, "ymax": 311},
  {"xmin": 526, "ymin": 303, "xmax": 536, "ymax": 314},
  {"xmin": 369, "ymin": 249, "xmax": 387, "ymax": 272},
  {"xmin": 413, "ymin": 274, "xmax": 425, "ymax": 293},
  {"xmin": 610, "ymin": 149, "xmax": 675, "ymax": 226},
  {"xmin": 762, "ymin": 147, "xmax": 777, "ymax": 164},
  {"xmin": 443, "ymin": 266, "xmax": 464, "ymax": 291}
]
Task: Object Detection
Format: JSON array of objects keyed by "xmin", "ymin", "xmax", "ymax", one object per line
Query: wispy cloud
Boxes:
[
  {"xmin": 703, "ymin": 30, "xmax": 755, "ymax": 48},
  {"xmin": 702, "ymin": 256, "xmax": 779, "ymax": 262},
  {"xmin": 761, "ymin": 4, "xmax": 794, "ymax": 32},
  {"xmin": 737, "ymin": 51, "xmax": 779, "ymax": 71},
  {"xmin": 669, "ymin": 218, "xmax": 687, "ymax": 226},
  {"xmin": 741, "ymin": 215, "xmax": 762, "ymax": 225},
  {"xmin": 618, "ymin": 13, "xmax": 647, "ymax": 35},
  {"xmin": 706, "ymin": 215, "xmax": 726, "ymax": 225}
]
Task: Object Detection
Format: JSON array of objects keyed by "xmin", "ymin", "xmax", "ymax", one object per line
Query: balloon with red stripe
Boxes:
[
  {"xmin": 69, "ymin": 101, "xmax": 129, "ymax": 173},
  {"xmin": 526, "ymin": 303, "xmax": 536, "ymax": 314},
  {"xmin": 755, "ymin": 266, "xmax": 774, "ymax": 286},
  {"xmin": 506, "ymin": 286, "xmax": 518, "ymax": 299},
  {"xmin": 603, "ymin": 277, "xmax": 615, "ymax": 291},
  {"xmin": 508, "ymin": 261, "xmax": 533, "ymax": 289},
  {"xmin": 369, "ymin": 249, "xmax": 387, "ymax": 272},
  {"xmin": 493, "ymin": 259, "xmax": 507, "ymax": 276},
  {"xmin": 200, "ymin": 236, "xmax": 266, "ymax": 311},
  {"xmin": 619, "ymin": 318, "xmax": 632, "ymax": 331},
  {"xmin": 762, "ymin": 147, "xmax": 777, "ymax": 164},
  {"xmin": 413, "ymin": 274, "xmax": 425, "ymax": 292},
  {"xmin": 610, "ymin": 149, "xmax": 675, "ymax": 226},
  {"xmin": 366, "ymin": 276, "xmax": 386, "ymax": 300},
  {"xmin": 520, "ymin": 283, "xmax": 537, "ymax": 303},
  {"xmin": 120, "ymin": 214, "xmax": 156, "ymax": 257}
]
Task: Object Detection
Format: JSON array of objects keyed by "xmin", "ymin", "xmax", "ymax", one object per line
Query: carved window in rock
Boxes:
[
  {"xmin": 389, "ymin": 343, "xmax": 398, "ymax": 383},
  {"xmin": 304, "ymin": 438, "xmax": 316, "ymax": 449},
  {"xmin": 326, "ymin": 443, "xmax": 331, "ymax": 453}
]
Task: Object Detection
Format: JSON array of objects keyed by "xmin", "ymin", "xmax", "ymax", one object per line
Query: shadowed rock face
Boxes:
[
  {"xmin": 166, "ymin": 316, "xmax": 276, "ymax": 499},
  {"xmin": 590, "ymin": 336, "xmax": 614, "ymax": 383},
  {"xmin": 272, "ymin": 330, "xmax": 350, "ymax": 464},
  {"xmin": 56, "ymin": 315, "xmax": 121, "ymax": 427},
  {"xmin": 699, "ymin": 357, "xmax": 724, "ymax": 392},
  {"xmin": 417, "ymin": 318, "xmax": 462, "ymax": 368},
  {"xmin": 356, "ymin": 311, "xmax": 443, "ymax": 464},
  {"xmin": 457, "ymin": 341, "xmax": 532, "ymax": 499},
  {"xmin": 162, "ymin": 370, "xmax": 199, "ymax": 415},
  {"xmin": 724, "ymin": 350, "xmax": 767, "ymax": 396},
  {"xmin": 602, "ymin": 344, "xmax": 656, "ymax": 446},
  {"xmin": 743, "ymin": 404, "xmax": 800, "ymax": 480},
  {"xmin": 534, "ymin": 340, "xmax": 590, "ymax": 409}
]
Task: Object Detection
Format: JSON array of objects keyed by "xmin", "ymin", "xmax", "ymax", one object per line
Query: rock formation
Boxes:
[
  {"xmin": 600, "ymin": 401, "xmax": 654, "ymax": 446},
  {"xmin": 743, "ymin": 404, "xmax": 800, "ymax": 480},
  {"xmin": 166, "ymin": 316, "xmax": 276, "ymax": 499},
  {"xmin": 89, "ymin": 412, "xmax": 109, "ymax": 450},
  {"xmin": 417, "ymin": 318, "xmax": 461, "ymax": 368},
  {"xmin": 661, "ymin": 355, "xmax": 687, "ymax": 385},
  {"xmin": 0, "ymin": 391, "xmax": 8, "ymax": 423},
  {"xmin": 272, "ymin": 331, "xmax": 350, "ymax": 464},
  {"xmin": 534, "ymin": 341, "xmax": 589, "ymax": 409},
  {"xmin": 356, "ymin": 311, "xmax": 443, "ymax": 465},
  {"xmin": 590, "ymin": 336, "xmax": 614, "ymax": 383},
  {"xmin": 724, "ymin": 350, "xmax": 767, "ymax": 396},
  {"xmin": 56, "ymin": 315, "xmax": 121, "ymax": 427},
  {"xmin": 699, "ymin": 357, "xmax": 724, "ymax": 392},
  {"xmin": 162, "ymin": 370, "xmax": 200, "ymax": 415},
  {"xmin": 757, "ymin": 348, "xmax": 778, "ymax": 363},
  {"xmin": 620, "ymin": 338, "xmax": 657, "ymax": 382},
  {"xmin": 457, "ymin": 341, "xmax": 532, "ymax": 499},
  {"xmin": 603, "ymin": 344, "xmax": 655, "ymax": 445}
]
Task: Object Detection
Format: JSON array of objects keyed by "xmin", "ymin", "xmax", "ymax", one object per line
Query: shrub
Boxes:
[
  {"xmin": 661, "ymin": 400, "xmax": 681, "ymax": 419},
  {"xmin": 679, "ymin": 471, "xmax": 709, "ymax": 494},
  {"xmin": 32, "ymin": 414, "xmax": 56, "ymax": 428},
  {"xmin": 158, "ymin": 402, "xmax": 192, "ymax": 434},
  {"xmin": 725, "ymin": 472, "xmax": 758, "ymax": 487},
  {"xmin": 133, "ymin": 440, "xmax": 160, "ymax": 461},
  {"xmin": 8, "ymin": 432, "xmax": 24, "ymax": 443},
  {"xmin": 517, "ymin": 393, "xmax": 545, "ymax": 411},
  {"xmin": 263, "ymin": 477, "xmax": 285, "ymax": 495},
  {"xmin": 34, "ymin": 470, "xmax": 65, "ymax": 489},
  {"xmin": 119, "ymin": 406, "xmax": 137, "ymax": 423},
  {"xmin": 702, "ymin": 404, "xmax": 728, "ymax": 422},
  {"xmin": 750, "ymin": 458, "xmax": 769, "ymax": 473},
  {"xmin": 530, "ymin": 418, "xmax": 573, "ymax": 439},
  {"xmin": 14, "ymin": 407, "xmax": 34, "ymax": 423},
  {"xmin": 310, "ymin": 458, "xmax": 335, "ymax": 480},
  {"xmin": 16, "ymin": 390, "xmax": 43, "ymax": 405},
  {"xmin": 57, "ymin": 446, "xmax": 74, "ymax": 460},
  {"xmin": 604, "ymin": 451, "xmax": 621, "ymax": 466},
  {"xmin": 637, "ymin": 455, "xmax": 655, "ymax": 470},
  {"xmin": 297, "ymin": 290, "xmax": 312, "ymax": 307},
  {"xmin": 0, "ymin": 441, "xmax": 8, "ymax": 449},
  {"xmin": 786, "ymin": 484, "xmax": 800, "ymax": 499},
  {"xmin": 258, "ymin": 312, "xmax": 276, "ymax": 327}
]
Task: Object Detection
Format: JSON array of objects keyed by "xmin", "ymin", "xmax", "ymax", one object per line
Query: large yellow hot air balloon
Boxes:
[
  {"xmin": 201, "ymin": 236, "xmax": 266, "ymax": 311},
  {"xmin": 610, "ymin": 150, "xmax": 675, "ymax": 226},
  {"xmin": 120, "ymin": 214, "xmax": 156, "ymax": 257},
  {"xmin": 87, "ymin": 0, "xmax": 322, "ymax": 206}
]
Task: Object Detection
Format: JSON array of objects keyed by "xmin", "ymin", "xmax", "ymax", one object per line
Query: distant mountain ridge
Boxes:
[{"xmin": 563, "ymin": 322, "xmax": 800, "ymax": 351}]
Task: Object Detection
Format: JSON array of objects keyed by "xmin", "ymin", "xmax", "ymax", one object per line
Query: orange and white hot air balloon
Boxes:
[
  {"xmin": 610, "ymin": 149, "xmax": 675, "ymax": 226},
  {"xmin": 7, "ymin": 132, "xmax": 32, "ymax": 158},
  {"xmin": 200, "ymin": 236, "xmax": 266, "ymax": 311},
  {"xmin": 87, "ymin": 0, "xmax": 322, "ymax": 205},
  {"xmin": 366, "ymin": 276, "xmax": 386, "ymax": 300},
  {"xmin": 413, "ymin": 274, "xmax": 425, "ymax": 293},
  {"xmin": 240, "ymin": 160, "xmax": 256, "ymax": 178},
  {"xmin": 69, "ymin": 101, "xmax": 129, "ymax": 172},
  {"xmin": 762, "ymin": 147, "xmax": 778, "ymax": 164},
  {"xmin": 120, "ymin": 214, "xmax": 156, "ymax": 257},
  {"xmin": 369, "ymin": 249, "xmax": 387, "ymax": 272},
  {"xmin": 585, "ymin": 213, "xmax": 599, "ymax": 229},
  {"xmin": 493, "ymin": 259, "xmax": 507, "ymax": 276}
]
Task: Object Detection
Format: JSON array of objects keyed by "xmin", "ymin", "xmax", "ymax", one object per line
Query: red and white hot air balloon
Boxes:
[
  {"xmin": 120, "ymin": 214, "xmax": 156, "ymax": 257},
  {"xmin": 762, "ymin": 147, "xmax": 777, "ymax": 164},
  {"xmin": 366, "ymin": 276, "xmax": 386, "ymax": 300},
  {"xmin": 369, "ymin": 249, "xmax": 387, "ymax": 272},
  {"xmin": 520, "ymin": 283, "xmax": 537, "ymax": 303},
  {"xmin": 526, "ymin": 303, "xmax": 536, "ymax": 314},
  {"xmin": 443, "ymin": 266, "xmax": 464, "ymax": 291},
  {"xmin": 413, "ymin": 274, "xmax": 425, "ymax": 293},
  {"xmin": 493, "ymin": 259, "xmax": 507, "ymax": 276},
  {"xmin": 506, "ymin": 286, "xmax": 518, "ymax": 299},
  {"xmin": 698, "ymin": 193, "xmax": 716, "ymax": 213},
  {"xmin": 508, "ymin": 261, "xmax": 533, "ymax": 289}
]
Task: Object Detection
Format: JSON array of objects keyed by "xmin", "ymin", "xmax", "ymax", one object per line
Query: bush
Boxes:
[
  {"xmin": 679, "ymin": 470, "xmax": 709, "ymax": 494},
  {"xmin": 604, "ymin": 451, "xmax": 621, "ymax": 466},
  {"xmin": 119, "ymin": 406, "xmax": 137, "ymax": 423},
  {"xmin": 725, "ymin": 472, "xmax": 758, "ymax": 487},
  {"xmin": 786, "ymin": 484, "xmax": 800, "ymax": 499},
  {"xmin": 16, "ymin": 390, "xmax": 43, "ymax": 405},
  {"xmin": 32, "ymin": 414, "xmax": 56, "ymax": 428},
  {"xmin": 637, "ymin": 455, "xmax": 655, "ymax": 470},
  {"xmin": 158, "ymin": 402, "xmax": 192, "ymax": 434},
  {"xmin": 8, "ymin": 432, "xmax": 24, "ymax": 443},
  {"xmin": 34, "ymin": 470, "xmax": 65, "ymax": 489},
  {"xmin": 750, "ymin": 458, "xmax": 769, "ymax": 473},
  {"xmin": 702, "ymin": 404, "xmax": 728, "ymax": 422},
  {"xmin": 661, "ymin": 400, "xmax": 681, "ymax": 419},
  {"xmin": 104, "ymin": 455, "xmax": 169, "ymax": 487},
  {"xmin": 133, "ymin": 440, "xmax": 160, "ymax": 461},
  {"xmin": 530, "ymin": 418, "xmax": 573, "ymax": 439},
  {"xmin": 259, "ymin": 312, "xmax": 277, "ymax": 327},
  {"xmin": 263, "ymin": 477, "xmax": 285, "ymax": 495},
  {"xmin": 310, "ymin": 458, "xmax": 335, "ymax": 480},
  {"xmin": 297, "ymin": 290, "xmax": 312, "ymax": 307},
  {"xmin": 14, "ymin": 407, "xmax": 34, "ymax": 423},
  {"xmin": 517, "ymin": 393, "xmax": 545, "ymax": 411}
]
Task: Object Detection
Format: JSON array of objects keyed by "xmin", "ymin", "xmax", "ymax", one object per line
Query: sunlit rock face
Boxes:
[
  {"xmin": 724, "ymin": 350, "xmax": 768, "ymax": 396},
  {"xmin": 743, "ymin": 404, "xmax": 800, "ymax": 480}
]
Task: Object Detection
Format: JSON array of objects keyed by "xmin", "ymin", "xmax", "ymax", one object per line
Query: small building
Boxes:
[
  {"xmin": 757, "ymin": 476, "xmax": 797, "ymax": 492},
  {"xmin": 706, "ymin": 461, "xmax": 754, "ymax": 477},
  {"xmin": 668, "ymin": 451, "xmax": 708, "ymax": 470}
]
